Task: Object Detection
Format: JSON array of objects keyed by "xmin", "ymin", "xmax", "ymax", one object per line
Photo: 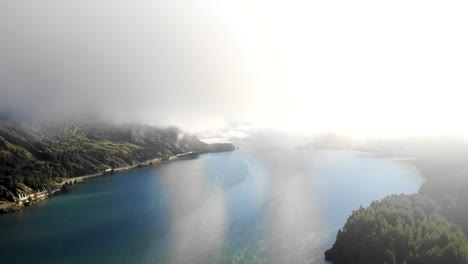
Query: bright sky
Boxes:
[
  {"xmin": 180, "ymin": 0, "xmax": 468, "ymax": 137},
  {"xmin": 1, "ymin": 0, "xmax": 468, "ymax": 138}
]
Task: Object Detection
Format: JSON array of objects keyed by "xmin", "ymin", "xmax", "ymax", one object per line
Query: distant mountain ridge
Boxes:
[{"xmin": 0, "ymin": 119, "xmax": 234, "ymax": 202}]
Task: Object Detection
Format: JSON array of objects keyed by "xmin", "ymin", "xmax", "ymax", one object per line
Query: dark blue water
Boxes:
[{"xmin": 0, "ymin": 149, "xmax": 421, "ymax": 264}]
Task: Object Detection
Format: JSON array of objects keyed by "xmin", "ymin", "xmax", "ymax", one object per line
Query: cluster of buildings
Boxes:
[{"xmin": 15, "ymin": 188, "xmax": 51, "ymax": 205}]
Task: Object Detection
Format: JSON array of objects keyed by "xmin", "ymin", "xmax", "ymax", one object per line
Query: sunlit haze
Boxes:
[
  {"xmin": 1, "ymin": 0, "xmax": 467, "ymax": 137},
  {"xmin": 2, "ymin": 2, "xmax": 468, "ymax": 263}
]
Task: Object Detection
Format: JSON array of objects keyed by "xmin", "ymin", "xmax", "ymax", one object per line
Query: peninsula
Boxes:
[{"xmin": 0, "ymin": 118, "xmax": 235, "ymax": 213}]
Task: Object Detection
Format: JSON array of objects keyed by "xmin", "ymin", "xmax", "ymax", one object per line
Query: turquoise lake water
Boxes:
[{"xmin": 0, "ymin": 148, "xmax": 422, "ymax": 263}]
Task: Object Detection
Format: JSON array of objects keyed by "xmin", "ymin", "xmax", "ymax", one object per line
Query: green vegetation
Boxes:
[
  {"xmin": 325, "ymin": 194, "xmax": 468, "ymax": 264},
  {"xmin": 316, "ymin": 137, "xmax": 468, "ymax": 263},
  {"xmin": 27, "ymin": 195, "xmax": 36, "ymax": 205},
  {"xmin": 0, "ymin": 204, "xmax": 23, "ymax": 214},
  {"xmin": 83, "ymin": 140, "xmax": 142, "ymax": 154},
  {"xmin": 60, "ymin": 181, "xmax": 76, "ymax": 193},
  {"xmin": 0, "ymin": 120, "xmax": 235, "ymax": 203}
]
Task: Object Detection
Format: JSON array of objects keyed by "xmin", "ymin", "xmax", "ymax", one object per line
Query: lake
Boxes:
[{"xmin": 0, "ymin": 145, "xmax": 422, "ymax": 263}]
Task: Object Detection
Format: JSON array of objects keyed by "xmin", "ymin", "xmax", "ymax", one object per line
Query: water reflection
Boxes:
[
  {"xmin": 157, "ymin": 141, "xmax": 422, "ymax": 263},
  {"xmin": 159, "ymin": 159, "xmax": 226, "ymax": 263},
  {"xmin": 243, "ymin": 142, "xmax": 326, "ymax": 263},
  {"xmin": 0, "ymin": 143, "xmax": 422, "ymax": 264}
]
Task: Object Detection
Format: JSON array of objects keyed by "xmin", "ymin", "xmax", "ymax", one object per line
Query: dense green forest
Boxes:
[
  {"xmin": 325, "ymin": 194, "xmax": 468, "ymax": 264},
  {"xmin": 318, "ymin": 136, "xmax": 468, "ymax": 264},
  {"xmin": 0, "ymin": 119, "xmax": 234, "ymax": 202}
]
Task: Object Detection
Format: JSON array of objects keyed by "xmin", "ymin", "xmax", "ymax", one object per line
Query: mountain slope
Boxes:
[{"xmin": 0, "ymin": 120, "xmax": 234, "ymax": 202}]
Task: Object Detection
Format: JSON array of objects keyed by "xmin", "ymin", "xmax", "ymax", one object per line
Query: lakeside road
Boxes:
[
  {"xmin": 2, "ymin": 155, "xmax": 182, "ymax": 210},
  {"xmin": 1, "ymin": 158, "xmax": 166, "ymax": 211},
  {"xmin": 0, "ymin": 151, "xmax": 216, "ymax": 213},
  {"xmin": 0, "ymin": 202, "xmax": 13, "ymax": 210},
  {"xmin": 60, "ymin": 157, "xmax": 165, "ymax": 185},
  {"xmin": 60, "ymin": 166, "xmax": 130, "ymax": 185}
]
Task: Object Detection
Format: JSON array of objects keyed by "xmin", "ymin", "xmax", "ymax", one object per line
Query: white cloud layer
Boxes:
[{"xmin": 1, "ymin": 0, "xmax": 467, "ymax": 137}]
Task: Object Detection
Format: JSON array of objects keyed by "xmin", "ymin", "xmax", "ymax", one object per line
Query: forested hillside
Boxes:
[
  {"xmin": 316, "ymin": 136, "xmax": 468, "ymax": 264},
  {"xmin": 0, "ymin": 119, "xmax": 234, "ymax": 202},
  {"xmin": 325, "ymin": 194, "xmax": 468, "ymax": 264}
]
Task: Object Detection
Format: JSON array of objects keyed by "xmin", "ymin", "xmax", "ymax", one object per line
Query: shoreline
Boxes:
[{"xmin": 0, "ymin": 151, "xmax": 216, "ymax": 214}]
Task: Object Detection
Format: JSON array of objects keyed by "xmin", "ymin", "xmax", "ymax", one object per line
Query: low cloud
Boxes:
[
  {"xmin": 0, "ymin": 0, "xmax": 256, "ymax": 131},
  {"xmin": 2, "ymin": 0, "xmax": 468, "ymax": 137}
]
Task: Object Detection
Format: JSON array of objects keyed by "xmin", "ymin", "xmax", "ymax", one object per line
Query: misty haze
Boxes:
[{"xmin": 1, "ymin": 1, "xmax": 468, "ymax": 264}]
